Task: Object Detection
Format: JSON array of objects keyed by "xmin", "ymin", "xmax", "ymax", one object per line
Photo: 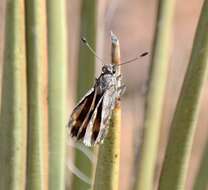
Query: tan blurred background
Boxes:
[{"xmin": 1, "ymin": 0, "xmax": 208, "ymax": 189}]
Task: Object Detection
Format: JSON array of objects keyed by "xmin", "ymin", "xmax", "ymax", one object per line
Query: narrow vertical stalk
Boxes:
[
  {"xmin": 47, "ymin": 0, "xmax": 67, "ymax": 189},
  {"xmin": 158, "ymin": 0, "xmax": 208, "ymax": 189},
  {"xmin": 133, "ymin": 0, "xmax": 175, "ymax": 190},
  {"xmin": 93, "ymin": 32, "xmax": 121, "ymax": 190},
  {"xmin": 193, "ymin": 137, "xmax": 208, "ymax": 190},
  {"xmin": 71, "ymin": 1, "xmax": 97, "ymax": 189},
  {"xmin": 25, "ymin": 0, "xmax": 48, "ymax": 189},
  {"xmin": 0, "ymin": 0, "xmax": 27, "ymax": 189}
]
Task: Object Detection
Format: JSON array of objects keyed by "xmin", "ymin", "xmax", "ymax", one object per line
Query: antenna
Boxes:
[
  {"xmin": 118, "ymin": 52, "xmax": 149, "ymax": 66},
  {"xmin": 81, "ymin": 37, "xmax": 104, "ymax": 64},
  {"xmin": 81, "ymin": 36, "xmax": 148, "ymax": 66}
]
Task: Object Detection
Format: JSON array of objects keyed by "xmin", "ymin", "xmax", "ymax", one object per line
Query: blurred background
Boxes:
[{"xmin": 0, "ymin": 0, "xmax": 208, "ymax": 189}]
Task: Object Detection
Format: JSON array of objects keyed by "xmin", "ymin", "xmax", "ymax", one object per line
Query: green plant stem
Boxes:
[
  {"xmin": 71, "ymin": 1, "xmax": 97, "ymax": 190},
  {"xmin": 25, "ymin": 0, "xmax": 48, "ymax": 189},
  {"xmin": 133, "ymin": 0, "xmax": 175, "ymax": 190},
  {"xmin": 0, "ymin": 0, "xmax": 27, "ymax": 189},
  {"xmin": 193, "ymin": 137, "xmax": 208, "ymax": 190},
  {"xmin": 158, "ymin": 0, "xmax": 208, "ymax": 189},
  {"xmin": 47, "ymin": 0, "xmax": 68, "ymax": 189},
  {"xmin": 93, "ymin": 32, "xmax": 121, "ymax": 190}
]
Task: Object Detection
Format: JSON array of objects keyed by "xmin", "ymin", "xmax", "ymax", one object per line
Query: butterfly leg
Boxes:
[
  {"xmin": 118, "ymin": 85, "xmax": 126, "ymax": 96},
  {"xmin": 116, "ymin": 74, "xmax": 123, "ymax": 81}
]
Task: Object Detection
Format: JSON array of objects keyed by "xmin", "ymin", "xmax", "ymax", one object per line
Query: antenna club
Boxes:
[
  {"xmin": 140, "ymin": 52, "xmax": 149, "ymax": 57},
  {"xmin": 81, "ymin": 37, "xmax": 87, "ymax": 44},
  {"xmin": 81, "ymin": 36, "xmax": 104, "ymax": 64}
]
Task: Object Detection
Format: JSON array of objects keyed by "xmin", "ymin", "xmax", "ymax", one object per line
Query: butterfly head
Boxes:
[{"xmin": 102, "ymin": 64, "xmax": 117, "ymax": 75}]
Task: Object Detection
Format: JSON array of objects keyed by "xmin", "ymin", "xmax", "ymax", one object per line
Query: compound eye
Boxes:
[
  {"xmin": 102, "ymin": 66, "xmax": 107, "ymax": 73},
  {"xmin": 112, "ymin": 66, "xmax": 116, "ymax": 74}
]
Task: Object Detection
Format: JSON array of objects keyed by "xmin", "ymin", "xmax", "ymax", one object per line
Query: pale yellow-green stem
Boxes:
[
  {"xmin": 133, "ymin": 0, "xmax": 175, "ymax": 190},
  {"xmin": 47, "ymin": 0, "xmax": 68, "ymax": 189},
  {"xmin": 193, "ymin": 136, "xmax": 208, "ymax": 190},
  {"xmin": 71, "ymin": 1, "xmax": 97, "ymax": 189},
  {"xmin": 25, "ymin": 0, "xmax": 48, "ymax": 189},
  {"xmin": 158, "ymin": 0, "xmax": 208, "ymax": 189},
  {"xmin": 93, "ymin": 32, "xmax": 121, "ymax": 190},
  {"xmin": 0, "ymin": 0, "xmax": 27, "ymax": 189}
]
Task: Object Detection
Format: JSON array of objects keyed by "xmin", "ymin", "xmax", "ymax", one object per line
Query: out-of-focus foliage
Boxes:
[
  {"xmin": 0, "ymin": 0, "xmax": 27, "ymax": 189},
  {"xmin": 25, "ymin": 0, "xmax": 48, "ymax": 189},
  {"xmin": 70, "ymin": 1, "xmax": 97, "ymax": 190},
  {"xmin": 133, "ymin": 0, "xmax": 175, "ymax": 189},
  {"xmin": 158, "ymin": 0, "xmax": 208, "ymax": 189},
  {"xmin": 47, "ymin": 0, "xmax": 68, "ymax": 189}
]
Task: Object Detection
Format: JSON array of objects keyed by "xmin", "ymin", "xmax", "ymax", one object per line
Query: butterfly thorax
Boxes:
[{"xmin": 95, "ymin": 64, "xmax": 118, "ymax": 95}]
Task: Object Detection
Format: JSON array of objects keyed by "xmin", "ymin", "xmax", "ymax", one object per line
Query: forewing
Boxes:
[
  {"xmin": 95, "ymin": 85, "xmax": 117, "ymax": 144},
  {"xmin": 68, "ymin": 88, "xmax": 95, "ymax": 137},
  {"xmin": 76, "ymin": 88, "xmax": 99, "ymax": 139},
  {"xmin": 83, "ymin": 95, "xmax": 104, "ymax": 146}
]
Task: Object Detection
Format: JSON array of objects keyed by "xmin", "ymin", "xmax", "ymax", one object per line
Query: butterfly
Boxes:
[
  {"xmin": 68, "ymin": 62, "xmax": 126, "ymax": 147},
  {"xmin": 67, "ymin": 34, "xmax": 148, "ymax": 147}
]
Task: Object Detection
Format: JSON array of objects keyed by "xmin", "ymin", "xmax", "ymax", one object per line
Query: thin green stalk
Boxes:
[
  {"xmin": 133, "ymin": 0, "xmax": 175, "ymax": 190},
  {"xmin": 71, "ymin": 1, "xmax": 97, "ymax": 190},
  {"xmin": 0, "ymin": 0, "xmax": 27, "ymax": 189},
  {"xmin": 25, "ymin": 0, "xmax": 48, "ymax": 189},
  {"xmin": 158, "ymin": 0, "xmax": 208, "ymax": 189},
  {"xmin": 193, "ymin": 137, "xmax": 208, "ymax": 190},
  {"xmin": 93, "ymin": 32, "xmax": 121, "ymax": 190},
  {"xmin": 47, "ymin": 0, "xmax": 68, "ymax": 189}
]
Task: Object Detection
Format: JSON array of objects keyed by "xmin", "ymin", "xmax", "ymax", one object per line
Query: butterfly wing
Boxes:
[
  {"xmin": 69, "ymin": 70, "xmax": 121, "ymax": 146},
  {"xmin": 94, "ymin": 85, "xmax": 118, "ymax": 144},
  {"xmin": 83, "ymin": 80, "xmax": 119, "ymax": 146},
  {"xmin": 83, "ymin": 95, "xmax": 104, "ymax": 146},
  {"xmin": 68, "ymin": 88, "xmax": 95, "ymax": 137},
  {"xmin": 75, "ymin": 88, "xmax": 99, "ymax": 140},
  {"xmin": 68, "ymin": 86, "xmax": 105, "ymax": 143}
]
